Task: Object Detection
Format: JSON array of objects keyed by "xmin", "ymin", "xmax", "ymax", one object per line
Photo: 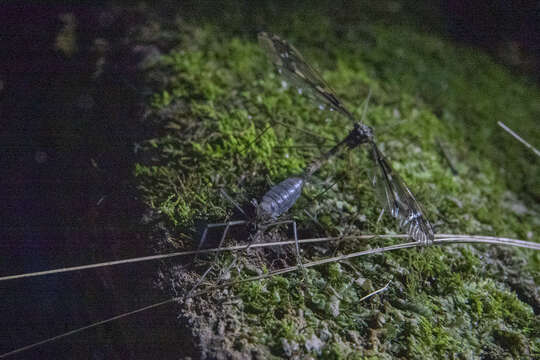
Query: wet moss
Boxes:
[{"xmin": 137, "ymin": 4, "xmax": 539, "ymax": 359}]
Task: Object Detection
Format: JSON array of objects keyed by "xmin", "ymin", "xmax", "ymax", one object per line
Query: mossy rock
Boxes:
[{"xmin": 136, "ymin": 2, "xmax": 539, "ymax": 358}]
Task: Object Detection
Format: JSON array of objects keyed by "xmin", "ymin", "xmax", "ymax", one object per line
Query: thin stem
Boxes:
[
  {"xmin": 498, "ymin": 121, "xmax": 540, "ymax": 157},
  {"xmin": 2, "ymin": 235, "xmax": 537, "ymax": 358},
  {"xmin": 0, "ymin": 298, "xmax": 177, "ymax": 358},
  {"xmin": 359, "ymin": 280, "xmax": 391, "ymax": 302},
  {"xmin": 1, "ymin": 234, "xmax": 537, "ymax": 282},
  {"xmin": 190, "ymin": 235, "xmax": 539, "ymax": 297},
  {"xmin": 0, "ymin": 234, "xmax": 399, "ymax": 281}
]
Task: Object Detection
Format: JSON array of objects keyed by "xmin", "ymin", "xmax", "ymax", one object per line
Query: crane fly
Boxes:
[{"xmin": 258, "ymin": 32, "xmax": 435, "ymax": 245}]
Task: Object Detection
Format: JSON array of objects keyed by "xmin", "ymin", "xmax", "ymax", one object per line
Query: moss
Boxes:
[{"xmin": 137, "ymin": 3, "xmax": 539, "ymax": 358}]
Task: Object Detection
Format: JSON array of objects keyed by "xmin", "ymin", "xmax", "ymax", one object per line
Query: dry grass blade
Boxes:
[
  {"xmin": 2, "ymin": 234, "xmax": 537, "ymax": 358},
  {"xmin": 191, "ymin": 235, "xmax": 539, "ymax": 297},
  {"xmin": 498, "ymin": 121, "xmax": 540, "ymax": 157},
  {"xmin": 2, "ymin": 234, "xmax": 537, "ymax": 282}
]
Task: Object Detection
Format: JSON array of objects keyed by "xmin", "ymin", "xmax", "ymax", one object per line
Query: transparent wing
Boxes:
[
  {"xmin": 369, "ymin": 142, "xmax": 434, "ymax": 244},
  {"xmin": 258, "ymin": 32, "xmax": 354, "ymax": 121}
]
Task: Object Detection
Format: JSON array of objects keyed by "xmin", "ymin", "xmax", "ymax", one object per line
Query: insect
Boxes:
[
  {"xmin": 258, "ymin": 32, "xmax": 435, "ymax": 245},
  {"xmin": 192, "ymin": 83, "xmax": 384, "ymax": 291},
  {"xmin": 188, "ymin": 182, "xmax": 303, "ymax": 296},
  {"xmin": 191, "ymin": 33, "xmax": 434, "ymax": 293}
]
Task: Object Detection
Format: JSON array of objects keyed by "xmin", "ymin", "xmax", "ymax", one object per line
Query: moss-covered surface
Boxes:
[{"xmin": 134, "ymin": 2, "xmax": 539, "ymax": 358}]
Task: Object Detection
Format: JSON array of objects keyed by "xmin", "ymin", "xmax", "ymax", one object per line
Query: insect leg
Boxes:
[
  {"xmin": 220, "ymin": 188, "xmax": 248, "ymax": 219},
  {"xmin": 239, "ymin": 123, "xmax": 274, "ymax": 154},
  {"xmin": 197, "ymin": 220, "xmax": 247, "ymax": 251},
  {"xmin": 214, "ymin": 231, "xmax": 258, "ymax": 285},
  {"xmin": 265, "ymin": 219, "xmax": 304, "ymax": 272},
  {"xmin": 188, "ymin": 185, "xmax": 253, "ymax": 298},
  {"xmin": 213, "ymin": 218, "xmax": 306, "ymax": 289},
  {"xmin": 291, "ymin": 220, "xmax": 304, "ymax": 273},
  {"xmin": 188, "ymin": 219, "xmax": 247, "ymax": 298},
  {"xmin": 376, "ymin": 208, "xmax": 385, "ymax": 224}
]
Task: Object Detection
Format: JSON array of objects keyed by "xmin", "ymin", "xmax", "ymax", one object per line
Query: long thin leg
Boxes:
[
  {"xmin": 213, "ymin": 231, "xmax": 258, "ymax": 285},
  {"xmin": 197, "ymin": 220, "xmax": 247, "ymax": 251},
  {"xmin": 376, "ymin": 208, "xmax": 385, "ymax": 224},
  {"xmin": 220, "ymin": 188, "xmax": 248, "ymax": 219},
  {"xmin": 272, "ymin": 119, "xmax": 335, "ymax": 143},
  {"xmin": 263, "ymin": 219, "xmax": 304, "ymax": 271},
  {"xmin": 188, "ymin": 187, "xmax": 251, "ymax": 298},
  {"xmin": 239, "ymin": 123, "xmax": 273, "ymax": 154},
  {"xmin": 196, "ymin": 187, "xmax": 249, "ymax": 255},
  {"xmin": 312, "ymin": 180, "xmax": 338, "ymax": 201},
  {"xmin": 190, "ymin": 220, "xmax": 233, "ymax": 271},
  {"xmin": 207, "ymin": 218, "xmax": 305, "ymax": 292},
  {"xmin": 291, "ymin": 220, "xmax": 304, "ymax": 272},
  {"xmin": 187, "ymin": 220, "xmax": 247, "ymax": 298},
  {"xmin": 302, "ymin": 209, "xmax": 325, "ymax": 233}
]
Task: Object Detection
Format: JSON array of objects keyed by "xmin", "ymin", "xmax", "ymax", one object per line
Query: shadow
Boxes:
[{"xmin": 0, "ymin": 4, "xmax": 186, "ymax": 359}]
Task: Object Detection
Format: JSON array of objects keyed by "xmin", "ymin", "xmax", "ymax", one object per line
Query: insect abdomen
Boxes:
[{"xmin": 260, "ymin": 177, "xmax": 304, "ymax": 219}]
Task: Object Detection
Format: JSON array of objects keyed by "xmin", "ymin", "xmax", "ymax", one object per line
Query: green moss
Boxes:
[{"xmin": 136, "ymin": 4, "xmax": 539, "ymax": 358}]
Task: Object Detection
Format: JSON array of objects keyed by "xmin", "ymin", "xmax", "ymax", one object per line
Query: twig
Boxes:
[
  {"xmin": 359, "ymin": 280, "xmax": 391, "ymax": 301},
  {"xmin": 498, "ymin": 121, "xmax": 540, "ymax": 157}
]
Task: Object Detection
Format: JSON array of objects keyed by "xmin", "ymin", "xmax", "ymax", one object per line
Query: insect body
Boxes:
[
  {"xmin": 259, "ymin": 177, "xmax": 305, "ymax": 219},
  {"xmin": 190, "ymin": 180, "xmax": 304, "ymax": 297},
  {"xmin": 196, "ymin": 121, "xmax": 374, "ymax": 270},
  {"xmin": 258, "ymin": 32, "xmax": 435, "ymax": 245},
  {"xmin": 191, "ymin": 32, "xmax": 435, "ymax": 295}
]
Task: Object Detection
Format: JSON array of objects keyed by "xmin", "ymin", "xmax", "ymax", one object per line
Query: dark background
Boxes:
[
  {"xmin": 1, "ymin": 1, "xmax": 539, "ymax": 359},
  {"xmin": 1, "ymin": 4, "xmax": 180, "ymax": 359}
]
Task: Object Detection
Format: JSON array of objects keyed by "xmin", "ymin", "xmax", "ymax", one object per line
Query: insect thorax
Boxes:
[{"xmin": 346, "ymin": 123, "xmax": 373, "ymax": 147}]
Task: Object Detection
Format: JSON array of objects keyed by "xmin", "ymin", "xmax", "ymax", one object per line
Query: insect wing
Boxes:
[
  {"xmin": 258, "ymin": 32, "xmax": 354, "ymax": 120},
  {"xmin": 369, "ymin": 143, "xmax": 434, "ymax": 244}
]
